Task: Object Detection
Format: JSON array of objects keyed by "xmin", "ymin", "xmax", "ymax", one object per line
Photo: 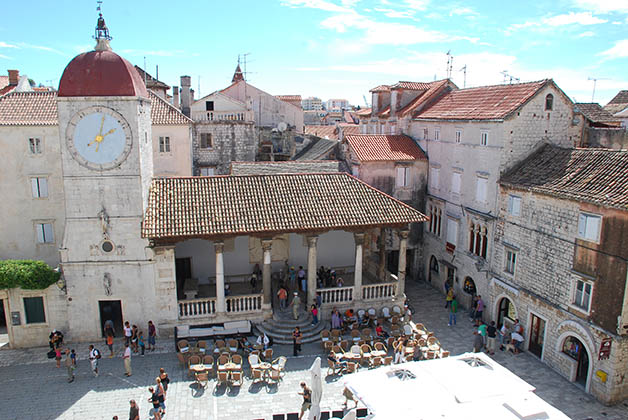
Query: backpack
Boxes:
[{"xmin": 95, "ymin": 348, "xmax": 102, "ymax": 359}]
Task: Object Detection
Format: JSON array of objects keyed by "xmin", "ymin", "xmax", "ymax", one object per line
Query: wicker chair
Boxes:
[
  {"xmin": 370, "ymin": 356, "xmax": 383, "ymax": 368},
  {"xmin": 194, "ymin": 371, "xmax": 209, "ymax": 389},
  {"xmin": 231, "ymin": 370, "xmax": 243, "ymax": 386},
  {"xmin": 345, "ymin": 361, "xmax": 358, "ymax": 374},
  {"xmin": 177, "ymin": 339, "xmax": 190, "ymax": 353},
  {"xmin": 197, "ymin": 340, "xmax": 207, "ymax": 354},
  {"xmin": 228, "ymin": 339, "xmax": 239, "ymax": 353}
]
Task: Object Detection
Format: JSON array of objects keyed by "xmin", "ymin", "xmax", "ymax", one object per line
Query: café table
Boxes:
[
  {"xmin": 190, "ymin": 364, "xmax": 211, "ymax": 373},
  {"xmin": 371, "ymin": 350, "xmax": 386, "ymax": 358},
  {"xmin": 258, "ymin": 362, "xmax": 272, "ymax": 379}
]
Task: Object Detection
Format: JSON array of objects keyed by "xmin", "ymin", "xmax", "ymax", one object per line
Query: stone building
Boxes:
[
  {"xmin": 573, "ymin": 102, "xmax": 627, "ymax": 150},
  {"xmin": 342, "ymin": 134, "xmax": 429, "ymax": 286},
  {"xmin": 492, "ymin": 145, "xmax": 628, "ymax": 404},
  {"xmin": 413, "ymin": 80, "xmax": 576, "ymax": 310}
]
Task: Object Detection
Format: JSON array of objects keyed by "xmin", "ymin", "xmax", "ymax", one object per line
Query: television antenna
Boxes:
[
  {"xmin": 587, "ymin": 77, "xmax": 610, "ymax": 102},
  {"xmin": 500, "ymin": 70, "xmax": 519, "ymax": 84},
  {"xmin": 445, "ymin": 50, "xmax": 454, "ymax": 79},
  {"xmin": 459, "ymin": 65, "xmax": 467, "ymax": 88},
  {"xmin": 238, "ymin": 52, "xmax": 254, "ymax": 82}
]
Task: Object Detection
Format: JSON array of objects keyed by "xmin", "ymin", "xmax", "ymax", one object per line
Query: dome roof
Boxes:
[{"xmin": 58, "ymin": 49, "xmax": 147, "ymax": 97}]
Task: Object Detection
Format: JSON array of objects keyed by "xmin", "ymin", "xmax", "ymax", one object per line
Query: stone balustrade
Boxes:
[
  {"xmin": 179, "ymin": 297, "xmax": 216, "ymax": 319},
  {"xmin": 362, "ymin": 282, "xmax": 397, "ymax": 301},
  {"xmin": 192, "ymin": 111, "xmax": 248, "ymax": 122},
  {"xmin": 226, "ymin": 294, "xmax": 263, "ymax": 313},
  {"xmin": 318, "ymin": 286, "xmax": 354, "ymax": 304}
]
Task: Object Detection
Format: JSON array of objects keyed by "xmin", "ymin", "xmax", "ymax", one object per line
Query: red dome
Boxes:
[{"xmin": 58, "ymin": 50, "xmax": 147, "ymax": 97}]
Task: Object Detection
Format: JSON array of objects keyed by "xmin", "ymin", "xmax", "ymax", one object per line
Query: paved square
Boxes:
[{"xmin": 1, "ymin": 281, "xmax": 627, "ymax": 420}]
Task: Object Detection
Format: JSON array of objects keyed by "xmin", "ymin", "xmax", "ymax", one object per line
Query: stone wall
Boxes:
[
  {"xmin": 583, "ymin": 127, "xmax": 628, "ymax": 150},
  {"xmin": 193, "ymin": 121, "xmax": 256, "ymax": 174}
]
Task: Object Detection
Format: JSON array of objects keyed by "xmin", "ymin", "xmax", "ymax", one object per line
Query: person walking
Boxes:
[
  {"xmin": 65, "ymin": 349, "xmax": 75, "ymax": 383},
  {"xmin": 148, "ymin": 320, "xmax": 156, "ymax": 352},
  {"xmin": 159, "ymin": 368, "xmax": 170, "ymax": 392},
  {"xmin": 478, "ymin": 322, "xmax": 488, "ymax": 350},
  {"xmin": 311, "ymin": 304, "xmax": 318, "ymax": 326},
  {"xmin": 138, "ymin": 331, "xmax": 146, "ymax": 356},
  {"xmin": 298, "ymin": 381, "xmax": 312, "ymax": 420},
  {"xmin": 292, "ymin": 326, "xmax": 302, "ymax": 356},
  {"xmin": 342, "ymin": 387, "xmax": 358, "ymax": 409},
  {"xmin": 106, "ymin": 329, "xmax": 115, "ymax": 358},
  {"xmin": 277, "ymin": 286, "xmax": 288, "ymax": 310},
  {"xmin": 131, "ymin": 325, "xmax": 139, "ymax": 353},
  {"xmin": 123, "ymin": 343, "xmax": 132, "ymax": 377},
  {"xmin": 445, "ymin": 288, "xmax": 454, "ymax": 309},
  {"xmin": 129, "ymin": 400, "xmax": 140, "ymax": 420},
  {"xmin": 148, "ymin": 387, "xmax": 162, "ymax": 420},
  {"xmin": 291, "ymin": 292, "xmax": 301, "ymax": 320},
  {"xmin": 123, "ymin": 321, "xmax": 132, "ymax": 347},
  {"xmin": 156, "ymin": 377, "xmax": 166, "ymax": 415},
  {"xmin": 448, "ymin": 296, "xmax": 458, "ymax": 326},
  {"xmin": 89, "ymin": 344, "xmax": 101, "ymax": 377},
  {"xmin": 104, "ymin": 319, "xmax": 115, "ymax": 338},
  {"xmin": 486, "ymin": 321, "xmax": 497, "ymax": 355},
  {"xmin": 54, "ymin": 345, "xmax": 63, "ymax": 368},
  {"xmin": 474, "ymin": 296, "xmax": 484, "ymax": 326},
  {"xmin": 297, "ymin": 266, "xmax": 306, "ymax": 293},
  {"xmin": 499, "ymin": 323, "xmax": 509, "ymax": 351}
]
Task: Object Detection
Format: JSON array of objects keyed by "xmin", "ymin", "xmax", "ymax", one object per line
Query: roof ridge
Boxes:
[{"xmin": 148, "ymin": 90, "xmax": 193, "ymax": 123}]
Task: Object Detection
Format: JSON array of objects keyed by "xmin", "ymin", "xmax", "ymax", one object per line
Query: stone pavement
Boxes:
[{"xmin": 1, "ymin": 280, "xmax": 627, "ymax": 420}]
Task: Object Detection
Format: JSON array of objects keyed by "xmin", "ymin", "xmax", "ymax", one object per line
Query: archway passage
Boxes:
[
  {"xmin": 463, "ymin": 277, "xmax": 476, "ymax": 295},
  {"xmin": 563, "ymin": 336, "xmax": 589, "ymax": 387},
  {"xmin": 497, "ymin": 297, "xmax": 516, "ymax": 327},
  {"xmin": 429, "ymin": 256, "xmax": 439, "ymax": 283}
]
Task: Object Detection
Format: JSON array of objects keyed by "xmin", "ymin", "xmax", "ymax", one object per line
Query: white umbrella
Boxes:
[{"xmin": 308, "ymin": 356, "xmax": 323, "ymax": 420}]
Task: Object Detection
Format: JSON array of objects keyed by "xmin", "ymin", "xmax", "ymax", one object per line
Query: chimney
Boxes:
[
  {"xmin": 172, "ymin": 86, "xmax": 180, "ymax": 108},
  {"xmin": 8, "ymin": 70, "xmax": 19, "ymax": 86},
  {"xmin": 180, "ymin": 75, "xmax": 191, "ymax": 117},
  {"xmin": 190, "ymin": 88, "xmax": 195, "ymax": 102},
  {"xmin": 390, "ymin": 90, "xmax": 398, "ymax": 118}
]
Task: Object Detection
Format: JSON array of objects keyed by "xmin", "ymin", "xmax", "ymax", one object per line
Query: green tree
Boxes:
[{"xmin": 0, "ymin": 260, "xmax": 60, "ymax": 290}]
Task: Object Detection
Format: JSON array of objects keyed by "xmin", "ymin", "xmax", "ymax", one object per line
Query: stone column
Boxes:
[
  {"xmin": 215, "ymin": 241, "xmax": 226, "ymax": 313},
  {"xmin": 354, "ymin": 233, "xmax": 365, "ymax": 301},
  {"xmin": 306, "ymin": 235, "xmax": 318, "ymax": 306},
  {"xmin": 397, "ymin": 230, "xmax": 409, "ymax": 297},
  {"xmin": 261, "ymin": 239, "xmax": 273, "ymax": 310},
  {"xmin": 378, "ymin": 228, "xmax": 387, "ymax": 281}
]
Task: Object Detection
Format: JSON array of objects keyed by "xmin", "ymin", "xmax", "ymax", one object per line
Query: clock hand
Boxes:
[
  {"xmin": 102, "ymin": 128, "xmax": 117, "ymax": 137},
  {"xmin": 99, "ymin": 114, "xmax": 105, "ymax": 136}
]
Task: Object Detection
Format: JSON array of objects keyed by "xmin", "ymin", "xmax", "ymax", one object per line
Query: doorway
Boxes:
[
  {"xmin": 0, "ymin": 299, "xmax": 7, "ymax": 333},
  {"xmin": 445, "ymin": 266, "xmax": 455, "ymax": 292},
  {"xmin": 562, "ymin": 336, "xmax": 589, "ymax": 387},
  {"xmin": 428, "ymin": 256, "xmax": 439, "ymax": 283},
  {"xmin": 497, "ymin": 297, "xmax": 516, "ymax": 328},
  {"xmin": 175, "ymin": 257, "xmax": 192, "ymax": 300},
  {"xmin": 529, "ymin": 314, "xmax": 545, "ymax": 358},
  {"xmin": 99, "ymin": 300, "xmax": 123, "ymax": 338}
]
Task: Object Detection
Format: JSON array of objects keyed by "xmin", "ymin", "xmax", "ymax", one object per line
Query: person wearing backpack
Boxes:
[{"xmin": 89, "ymin": 344, "xmax": 101, "ymax": 377}]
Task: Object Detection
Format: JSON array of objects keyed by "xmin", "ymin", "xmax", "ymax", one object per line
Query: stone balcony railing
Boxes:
[
  {"xmin": 192, "ymin": 111, "xmax": 250, "ymax": 122},
  {"xmin": 179, "ymin": 297, "xmax": 217, "ymax": 319},
  {"xmin": 178, "ymin": 293, "xmax": 263, "ymax": 320},
  {"xmin": 362, "ymin": 282, "xmax": 397, "ymax": 301}
]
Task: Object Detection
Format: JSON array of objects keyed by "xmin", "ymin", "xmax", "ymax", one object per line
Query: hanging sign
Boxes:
[{"xmin": 598, "ymin": 338, "xmax": 612, "ymax": 360}]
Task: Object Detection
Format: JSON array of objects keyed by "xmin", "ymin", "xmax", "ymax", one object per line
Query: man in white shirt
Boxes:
[
  {"xmin": 256, "ymin": 333, "xmax": 270, "ymax": 350},
  {"xmin": 88, "ymin": 344, "xmax": 100, "ymax": 377},
  {"xmin": 124, "ymin": 321, "xmax": 132, "ymax": 346},
  {"xmin": 123, "ymin": 343, "xmax": 132, "ymax": 376}
]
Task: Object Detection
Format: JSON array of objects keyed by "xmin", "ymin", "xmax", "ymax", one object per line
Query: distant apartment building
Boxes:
[
  {"xmin": 302, "ymin": 96, "xmax": 323, "ymax": 111},
  {"xmin": 326, "ymin": 98, "xmax": 349, "ymax": 110}
]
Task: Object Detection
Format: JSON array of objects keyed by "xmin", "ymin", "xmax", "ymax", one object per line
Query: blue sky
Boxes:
[{"xmin": 1, "ymin": 0, "xmax": 627, "ymax": 106}]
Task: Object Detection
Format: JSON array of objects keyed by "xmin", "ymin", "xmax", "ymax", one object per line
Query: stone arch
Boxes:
[
  {"xmin": 493, "ymin": 293, "xmax": 518, "ymax": 327},
  {"xmin": 428, "ymin": 255, "xmax": 439, "ymax": 284},
  {"xmin": 555, "ymin": 320, "xmax": 596, "ymax": 392}
]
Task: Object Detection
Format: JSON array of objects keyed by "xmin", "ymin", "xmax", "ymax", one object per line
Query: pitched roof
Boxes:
[
  {"xmin": 294, "ymin": 137, "xmax": 338, "ymax": 160},
  {"xmin": 369, "ymin": 85, "xmax": 390, "ymax": 93},
  {"xmin": 355, "ymin": 108, "xmax": 371, "ymax": 117},
  {"xmin": 305, "ymin": 123, "xmax": 360, "ymax": 141},
  {"xmin": 604, "ymin": 90, "xmax": 628, "ymax": 115},
  {"xmin": 142, "ymin": 173, "xmax": 427, "ymax": 241},
  {"xmin": 416, "ymin": 80, "xmax": 550, "ymax": 121},
  {"xmin": 575, "ymin": 103, "xmax": 621, "ymax": 125},
  {"xmin": 275, "ymin": 95, "xmax": 302, "ymax": 102},
  {"xmin": 398, "ymin": 79, "xmax": 452, "ymax": 117},
  {"xmin": 134, "ymin": 66, "xmax": 170, "ymax": 89},
  {"xmin": 0, "ymin": 91, "xmax": 58, "ymax": 125},
  {"xmin": 0, "ymin": 90, "xmax": 191, "ymax": 126},
  {"xmin": 230, "ymin": 160, "xmax": 341, "ymax": 175},
  {"xmin": 391, "ymin": 81, "xmax": 434, "ymax": 90},
  {"xmin": 148, "ymin": 90, "xmax": 192, "ymax": 125},
  {"xmin": 0, "ymin": 84, "xmax": 17, "ymax": 96},
  {"xmin": 500, "ymin": 145, "xmax": 628, "ymax": 210},
  {"xmin": 0, "ymin": 76, "xmax": 9, "ymax": 90},
  {"xmin": 345, "ymin": 134, "xmax": 426, "ymax": 162}
]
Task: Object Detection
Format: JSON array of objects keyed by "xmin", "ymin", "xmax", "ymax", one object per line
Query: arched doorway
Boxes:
[
  {"xmin": 562, "ymin": 336, "xmax": 590, "ymax": 387},
  {"xmin": 463, "ymin": 277, "xmax": 476, "ymax": 295},
  {"xmin": 497, "ymin": 297, "xmax": 516, "ymax": 327},
  {"xmin": 428, "ymin": 256, "xmax": 439, "ymax": 283}
]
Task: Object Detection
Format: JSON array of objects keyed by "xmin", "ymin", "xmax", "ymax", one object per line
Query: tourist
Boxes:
[
  {"xmin": 469, "ymin": 295, "xmax": 478, "ymax": 321},
  {"xmin": 106, "ymin": 329, "xmax": 115, "ymax": 357},
  {"xmin": 393, "ymin": 339, "xmax": 405, "ymax": 364},
  {"xmin": 283, "ymin": 260, "xmax": 290, "ymax": 283},
  {"xmin": 156, "ymin": 377, "xmax": 166, "ymax": 414},
  {"xmin": 291, "ymin": 292, "xmax": 301, "ymax": 320},
  {"xmin": 277, "ymin": 286, "xmax": 288, "ymax": 310},
  {"xmin": 315, "ymin": 292, "xmax": 322, "ymax": 308},
  {"xmin": 448, "ymin": 295, "xmax": 458, "ymax": 326},
  {"xmin": 289, "ymin": 266, "xmax": 296, "ymax": 290},
  {"xmin": 475, "ymin": 295, "xmax": 484, "ymax": 325},
  {"xmin": 298, "ymin": 266, "xmax": 306, "ymax": 292},
  {"xmin": 511, "ymin": 330, "xmax": 524, "ymax": 354},
  {"xmin": 224, "ymin": 284, "xmax": 231, "ymax": 296},
  {"xmin": 138, "ymin": 330, "xmax": 146, "ymax": 356},
  {"xmin": 104, "ymin": 319, "xmax": 115, "ymax": 338},
  {"xmin": 123, "ymin": 343, "xmax": 132, "ymax": 377},
  {"xmin": 342, "ymin": 387, "xmax": 358, "ymax": 408},
  {"xmin": 311, "ymin": 304, "xmax": 319, "ymax": 326},
  {"xmin": 148, "ymin": 387, "xmax": 162, "ymax": 420},
  {"xmin": 54, "ymin": 345, "xmax": 63, "ymax": 368},
  {"xmin": 148, "ymin": 320, "xmax": 156, "ymax": 352},
  {"xmin": 64, "ymin": 349, "xmax": 75, "ymax": 382},
  {"xmin": 478, "ymin": 322, "xmax": 488, "ymax": 350},
  {"xmin": 328, "ymin": 350, "xmax": 347, "ymax": 372},
  {"xmin": 292, "ymin": 326, "xmax": 302, "ymax": 356},
  {"xmin": 88, "ymin": 344, "xmax": 101, "ymax": 377},
  {"xmin": 123, "ymin": 321, "xmax": 132, "ymax": 346},
  {"xmin": 331, "ymin": 309, "xmax": 342, "ymax": 330},
  {"xmin": 253, "ymin": 263, "xmax": 262, "ymax": 281},
  {"xmin": 486, "ymin": 321, "xmax": 497, "ymax": 355},
  {"xmin": 131, "ymin": 325, "xmax": 139, "ymax": 353},
  {"xmin": 499, "ymin": 323, "xmax": 509, "ymax": 351},
  {"xmin": 445, "ymin": 287, "xmax": 454, "ymax": 308},
  {"xmin": 257, "ymin": 333, "xmax": 270, "ymax": 350},
  {"xmin": 159, "ymin": 368, "xmax": 170, "ymax": 392},
  {"xmin": 375, "ymin": 324, "xmax": 389, "ymax": 339},
  {"xmin": 250, "ymin": 274, "xmax": 257, "ymax": 292},
  {"xmin": 336, "ymin": 277, "xmax": 344, "ymax": 287},
  {"xmin": 129, "ymin": 400, "xmax": 140, "ymax": 420},
  {"xmin": 298, "ymin": 381, "xmax": 312, "ymax": 420},
  {"xmin": 49, "ymin": 330, "xmax": 64, "ymax": 349},
  {"xmin": 472, "ymin": 331, "xmax": 483, "ymax": 353}
]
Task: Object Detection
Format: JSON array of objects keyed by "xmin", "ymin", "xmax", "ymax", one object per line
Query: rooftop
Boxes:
[
  {"xmin": 149, "ymin": 90, "xmax": 193, "ymax": 125},
  {"xmin": 575, "ymin": 103, "xmax": 621, "ymax": 125},
  {"xmin": 604, "ymin": 90, "xmax": 628, "ymax": 115},
  {"xmin": 345, "ymin": 134, "xmax": 427, "ymax": 162},
  {"xmin": 500, "ymin": 144, "xmax": 628, "ymax": 210},
  {"xmin": 416, "ymin": 79, "xmax": 550, "ymax": 121},
  {"xmin": 230, "ymin": 160, "xmax": 342, "ymax": 175},
  {"xmin": 304, "ymin": 123, "xmax": 359, "ymax": 141},
  {"xmin": 142, "ymin": 173, "xmax": 427, "ymax": 242}
]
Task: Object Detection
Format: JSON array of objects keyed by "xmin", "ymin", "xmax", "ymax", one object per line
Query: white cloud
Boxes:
[
  {"xmin": 280, "ymin": 0, "xmax": 351, "ymax": 13},
  {"xmin": 0, "ymin": 41, "xmax": 19, "ymax": 49},
  {"xmin": 544, "ymin": 12, "xmax": 607, "ymax": 26},
  {"xmin": 572, "ymin": 0, "xmax": 628, "ymax": 14},
  {"xmin": 577, "ymin": 31, "xmax": 595, "ymax": 37},
  {"xmin": 404, "ymin": 0, "xmax": 430, "ymax": 10},
  {"xmin": 599, "ymin": 39, "xmax": 628, "ymax": 59},
  {"xmin": 374, "ymin": 7, "xmax": 416, "ymax": 19},
  {"xmin": 0, "ymin": 53, "xmax": 11, "ymax": 59},
  {"xmin": 450, "ymin": 7, "xmax": 479, "ymax": 17}
]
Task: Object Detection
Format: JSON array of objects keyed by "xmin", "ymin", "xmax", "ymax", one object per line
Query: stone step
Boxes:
[{"xmin": 263, "ymin": 318, "xmax": 323, "ymax": 335}]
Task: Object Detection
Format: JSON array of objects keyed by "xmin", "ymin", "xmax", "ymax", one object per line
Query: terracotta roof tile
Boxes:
[
  {"xmin": 149, "ymin": 90, "xmax": 192, "ymax": 125},
  {"xmin": 604, "ymin": 90, "xmax": 628, "ymax": 115},
  {"xmin": 230, "ymin": 160, "xmax": 341, "ymax": 175},
  {"xmin": 398, "ymin": 79, "xmax": 451, "ymax": 117},
  {"xmin": 369, "ymin": 85, "xmax": 390, "ymax": 93},
  {"xmin": 142, "ymin": 173, "xmax": 427, "ymax": 241},
  {"xmin": 345, "ymin": 134, "xmax": 426, "ymax": 162},
  {"xmin": 355, "ymin": 108, "xmax": 371, "ymax": 117},
  {"xmin": 0, "ymin": 91, "xmax": 58, "ymax": 125},
  {"xmin": 0, "ymin": 76, "xmax": 9, "ymax": 90},
  {"xmin": 575, "ymin": 103, "xmax": 621, "ymax": 125},
  {"xmin": 275, "ymin": 95, "xmax": 302, "ymax": 101},
  {"xmin": 134, "ymin": 66, "xmax": 170, "ymax": 89},
  {"xmin": 416, "ymin": 80, "xmax": 549, "ymax": 121},
  {"xmin": 500, "ymin": 145, "xmax": 628, "ymax": 210},
  {"xmin": 305, "ymin": 123, "xmax": 359, "ymax": 140},
  {"xmin": 391, "ymin": 81, "xmax": 434, "ymax": 90},
  {"xmin": 0, "ymin": 84, "xmax": 16, "ymax": 96}
]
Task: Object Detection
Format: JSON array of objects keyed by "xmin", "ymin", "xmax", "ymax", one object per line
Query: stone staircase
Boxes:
[{"xmin": 253, "ymin": 306, "xmax": 328, "ymax": 345}]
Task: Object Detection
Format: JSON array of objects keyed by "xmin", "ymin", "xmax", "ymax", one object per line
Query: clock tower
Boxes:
[{"xmin": 57, "ymin": 12, "xmax": 162, "ymax": 340}]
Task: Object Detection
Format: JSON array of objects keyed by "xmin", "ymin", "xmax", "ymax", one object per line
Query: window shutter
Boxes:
[
  {"xmin": 512, "ymin": 197, "xmax": 520, "ymax": 216},
  {"xmin": 31, "ymin": 178, "xmax": 39, "ymax": 198},
  {"xmin": 452, "ymin": 173, "xmax": 461, "ymax": 194},
  {"xmin": 43, "ymin": 223, "xmax": 54, "ymax": 243},
  {"xmin": 585, "ymin": 216, "xmax": 600, "ymax": 240},
  {"xmin": 396, "ymin": 167, "xmax": 404, "ymax": 187},
  {"xmin": 578, "ymin": 214, "xmax": 587, "ymax": 237},
  {"xmin": 36, "ymin": 224, "xmax": 45, "ymax": 243},
  {"xmin": 447, "ymin": 219, "xmax": 458, "ymax": 246},
  {"xmin": 39, "ymin": 178, "xmax": 48, "ymax": 198},
  {"xmin": 476, "ymin": 178, "xmax": 487, "ymax": 202}
]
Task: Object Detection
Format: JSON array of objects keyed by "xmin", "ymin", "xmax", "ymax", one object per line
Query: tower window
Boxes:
[
  {"xmin": 200, "ymin": 133, "xmax": 213, "ymax": 149},
  {"xmin": 545, "ymin": 94, "xmax": 554, "ymax": 111},
  {"xmin": 205, "ymin": 101, "xmax": 214, "ymax": 111},
  {"xmin": 29, "ymin": 138, "xmax": 42, "ymax": 154}
]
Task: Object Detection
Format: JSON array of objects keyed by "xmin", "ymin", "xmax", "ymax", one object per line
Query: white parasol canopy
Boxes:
[{"xmin": 308, "ymin": 356, "xmax": 323, "ymax": 420}]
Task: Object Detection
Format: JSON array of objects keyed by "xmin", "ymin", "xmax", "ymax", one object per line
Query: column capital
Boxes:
[
  {"xmin": 214, "ymin": 241, "xmax": 224, "ymax": 253},
  {"xmin": 261, "ymin": 239, "xmax": 273, "ymax": 252},
  {"xmin": 398, "ymin": 229, "xmax": 410, "ymax": 239},
  {"xmin": 354, "ymin": 232, "xmax": 366, "ymax": 246},
  {"xmin": 306, "ymin": 235, "xmax": 319, "ymax": 247}
]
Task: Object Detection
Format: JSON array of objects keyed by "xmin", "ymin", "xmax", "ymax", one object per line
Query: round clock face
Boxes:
[{"xmin": 66, "ymin": 106, "xmax": 133, "ymax": 170}]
